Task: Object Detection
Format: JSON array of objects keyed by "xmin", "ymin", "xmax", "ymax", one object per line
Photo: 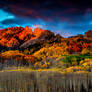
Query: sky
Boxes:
[{"xmin": 0, "ymin": 0, "xmax": 92, "ymax": 37}]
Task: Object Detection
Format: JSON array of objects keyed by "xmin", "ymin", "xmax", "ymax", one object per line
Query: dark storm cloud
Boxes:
[
  {"xmin": 0, "ymin": 0, "xmax": 92, "ymax": 37},
  {"xmin": 2, "ymin": 19, "xmax": 19, "ymax": 25},
  {"xmin": 0, "ymin": 0, "xmax": 92, "ymax": 22}
]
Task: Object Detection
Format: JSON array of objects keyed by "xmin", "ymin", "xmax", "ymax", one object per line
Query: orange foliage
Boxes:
[
  {"xmin": 18, "ymin": 26, "xmax": 33, "ymax": 41},
  {"xmin": 0, "ymin": 50, "xmax": 37, "ymax": 64},
  {"xmin": 0, "ymin": 26, "xmax": 55, "ymax": 48},
  {"xmin": 67, "ymin": 36, "xmax": 92, "ymax": 53},
  {"xmin": 33, "ymin": 28, "xmax": 46, "ymax": 37},
  {"xmin": 0, "ymin": 38, "xmax": 8, "ymax": 46},
  {"xmin": 6, "ymin": 38, "xmax": 19, "ymax": 47}
]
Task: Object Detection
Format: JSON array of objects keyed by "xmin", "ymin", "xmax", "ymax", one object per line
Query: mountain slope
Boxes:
[
  {"xmin": 0, "ymin": 26, "xmax": 92, "ymax": 54},
  {"xmin": 0, "ymin": 27, "xmax": 61, "ymax": 49},
  {"xmin": 0, "ymin": 27, "xmax": 92, "ymax": 70}
]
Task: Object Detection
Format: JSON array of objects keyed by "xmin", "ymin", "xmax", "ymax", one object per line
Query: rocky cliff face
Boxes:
[
  {"xmin": 0, "ymin": 26, "xmax": 57, "ymax": 49},
  {"xmin": 0, "ymin": 27, "xmax": 24, "ymax": 48},
  {"xmin": 20, "ymin": 28, "xmax": 55, "ymax": 48},
  {"xmin": 0, "ymin": 26, "xmax": 92, "ymax": 54}
]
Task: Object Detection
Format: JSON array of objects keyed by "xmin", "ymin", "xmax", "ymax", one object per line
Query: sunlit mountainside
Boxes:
[{"xmin": 0, "ymin": 26, "xmax": 92, "ymax": 72}]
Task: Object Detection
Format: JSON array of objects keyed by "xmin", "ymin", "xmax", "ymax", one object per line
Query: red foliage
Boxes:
[
  {"xmin": 68, "ymin": 42, "xmax": 81, "ymax": 52},
  {"xmin": 82, "ymin": 43, "xmax": 89, "ymax": 49}
]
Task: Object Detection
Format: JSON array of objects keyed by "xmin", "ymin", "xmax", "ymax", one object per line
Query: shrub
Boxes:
[
  {"xmin": 65, "ymin": 66, "xmax": 82, "ymax": 72},
  {"xmin": 62, "ymin": 54, "xmax": 92, "ymax": 66},
  {"xmin": 81, "ymin": 48, "xmax": 90, "ymax": 55}
]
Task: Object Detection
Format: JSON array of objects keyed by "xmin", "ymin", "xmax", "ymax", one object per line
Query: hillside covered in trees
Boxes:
[{"xmin": 0, "ymin": 26, "xmax": 92, "ymax": 72}]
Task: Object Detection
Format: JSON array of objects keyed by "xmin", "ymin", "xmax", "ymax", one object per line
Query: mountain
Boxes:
[
  {"xmin": 0, "ymin": 26, "xmax": 92, "ymax": 53},
  {"xmin": 0, "ymin": 26, "xmax": 92, "ymax": 70},
  {"xmin": 20, "ymin": 28, "xmax": 60, "ymax": 48},
  {"xmin": 0, "ymin": 26, "xmax": 62, "ymax": 50}
]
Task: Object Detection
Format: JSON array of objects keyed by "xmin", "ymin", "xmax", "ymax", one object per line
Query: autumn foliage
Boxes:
[
  {"xmin": 0, "ymin": 26, "xmax": 92, "ymax": 70},
  {"xmin": 0, "ymin": 26, "xmax": 54, "ymax": 48},
  {"xmin": 0, "ymin": 50, "xmax": 37, "ymax": 65},
  {"xmin": 67, "ymin": 36, "xmax": 92, "ymax": 53}
]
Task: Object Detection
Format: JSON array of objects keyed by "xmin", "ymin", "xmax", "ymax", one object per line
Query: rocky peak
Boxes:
[
  {"xmin": 17, "ymin": 26, "xmax": 33, "ymax": 41},
  {"xmin": 33, "ymin": 28, "xmax": 45, "ymax": 37},
  {"xmin": 20, "ymin": 28, "xmax": 55, "ymax": 48},
  {"xmin": 0, "ymin": 27, "xmax": 56, "ymax": 49}
]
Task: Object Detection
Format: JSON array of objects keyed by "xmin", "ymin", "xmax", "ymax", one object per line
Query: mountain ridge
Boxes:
[
  {"xmin": 0, "ymin": 26, "xmax": 63, "ymax": 51},
  {"xmin": 0, "ymin": 26, "xmax": 92, "ymax": 70},
  {"xmin": 0, "ymin": 26, "xmax": 92, "ymax": 53}
]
